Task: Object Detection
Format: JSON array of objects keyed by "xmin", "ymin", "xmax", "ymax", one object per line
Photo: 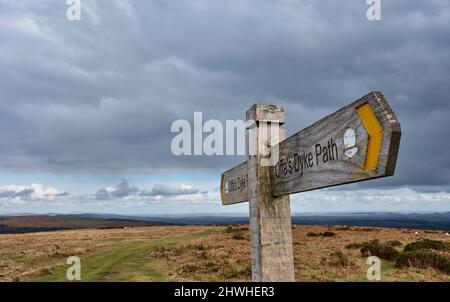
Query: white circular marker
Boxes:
[{"xmin": 343, "ymin": 128, "xmax": 358, "ymax": 158}]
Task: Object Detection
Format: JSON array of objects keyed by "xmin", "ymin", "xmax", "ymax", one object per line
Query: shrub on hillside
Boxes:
[
  {"xmin": 357, "ymin": 228, "xmax": 376, "ymax": 232},
  {"xmin": 231, "ymin": 232, "xmax": 246, "ymax": 240},
  {"xmin": 222, "ymin": 263, "xmax": 252, "ymax": 279},
  {"xmin": 386, "ymin": 240, "xmax": 403, "ymax": 247},
  {"xmin": 404, "ymin": 239, "xmax": 450, "ymax": 252},
  {"xmin": 335, "ymin": 226, "xmax": 351, "ymax": 231},
  {"xmin": 307, "ymin": 232, "xmax": 319, "ymax": 237},
  {"xmin": 360, "ymin": 240, "xmax": 399, "ymax": 261},
  {"xmin": 224, "ymin": 226, "xmax": 234, "ymax": 234},
  {"xmin": 396, "ymin": 250, "xmax": 450, "ymax": 274},
  {"xmin": 322, "ymin": 232, "xmax": 336, "ymax": 237},
  {"xmin": 307, "ymin": 232, "xmax": 336, "ymax": 237},
  {"xmin": 321, "ymin": 251, "xmax": 352, "ymax": 267}
]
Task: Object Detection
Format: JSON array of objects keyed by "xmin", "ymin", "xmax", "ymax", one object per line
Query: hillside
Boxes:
[
  {"xmin": 2, "ymin": 212, "xmax": 450, "ymax": 234},
  {"xmin": 0, "ymin": 215, "xmax": 169, "ymax": 234},
  {"xmin": 0, "ymin": 225, "xmax": 449, "ymax": 282},
  {"xmin": 68, "ymin": 212, "xmax": 450, "ymax": 230}
]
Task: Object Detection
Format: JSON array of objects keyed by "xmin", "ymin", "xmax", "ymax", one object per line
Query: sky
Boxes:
[{"xmin": 0, "ymin": 0, "xmax": 450, "ymax": 215}]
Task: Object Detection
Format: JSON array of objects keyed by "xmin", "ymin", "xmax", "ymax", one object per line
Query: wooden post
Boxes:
[{"xmin": 246, "ymin": 104, "xmax": 295, "ymax": 282}]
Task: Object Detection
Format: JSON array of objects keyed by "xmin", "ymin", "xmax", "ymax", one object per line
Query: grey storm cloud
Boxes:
[
  {"xmin": 0, "ymin": 1, "xmax": 449, "ymax": 188},
  {"xmin": 95, "ymin": 180, "xmax": 200, "ymax": 200},
  {"xmin": 95, "ymin": 179, "xmax": 138, "ymax": 200}
]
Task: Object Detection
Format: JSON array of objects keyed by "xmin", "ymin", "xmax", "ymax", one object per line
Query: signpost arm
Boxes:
[
  {"xmin": 246, "ymin": 104, "xmax": 295, "ymax": 282},
  {"xmin": 221, "ymin": 92, "xmax": 400, "ymax": 282}
]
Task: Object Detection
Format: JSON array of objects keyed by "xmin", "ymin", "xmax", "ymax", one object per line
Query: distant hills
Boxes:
[
  {"xmin": 1, "ymin": 212, "xmax": 449, "ymax": 234},
  {"xmin": 290, "ymin": 212, "xmax": 450, "ymax": 230},
  {"xmin": 0, "ymin": 215, "xmax": 170, "ymax": 234},
  {"xmin": 72, "ymin": 212, "xmax": 450, "ymax": 230}
]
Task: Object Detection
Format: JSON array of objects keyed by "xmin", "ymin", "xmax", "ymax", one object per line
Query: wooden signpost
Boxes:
[{"xmin": 220, "ymin": 91, "xmax": 401, "ymax": 281}]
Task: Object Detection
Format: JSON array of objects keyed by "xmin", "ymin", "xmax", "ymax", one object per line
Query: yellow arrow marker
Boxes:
[
  {"xmin": 357, "ymin": 103, "xmax": 383, "ymax": 171},
  {"xmin": 220, "ymin": 174, "xmax": 226, "ymax": 202}
]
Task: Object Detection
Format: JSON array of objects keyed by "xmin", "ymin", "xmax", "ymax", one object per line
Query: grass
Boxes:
[
  {"xmin": 33, "ymin": 230, "xmax": 217, "ymax": 282},
  {"xmin": 59, "ymin": 241, "xmax": 166, "ymax": 281},
  {"xmin": 2, "ymin": 225, "xmax": 450, "ymax": 282}
]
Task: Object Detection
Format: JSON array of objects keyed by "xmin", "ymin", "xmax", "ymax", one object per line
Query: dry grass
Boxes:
[{"xmin": 0, "ymin": 225, "xmax": 450, "ymax": 282}]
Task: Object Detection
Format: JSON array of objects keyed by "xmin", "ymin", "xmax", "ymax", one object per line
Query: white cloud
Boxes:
[
  {"xmin": 140, "ymin": 184, "xmax": 199, "ymax": 197},
  {"xmin": 94, "ymin": 180, "xmax": 202, "ymax": 200},
  {"xmin": 290, "ymin": 187, "xmax": 450, "ymax": 213},
  {"xmin": 0, "ymin": 183, "xmax": 70, "ymax": 203},
  {"xmin": 1, "ymin": 178, "xmax": 449, "ymax": 215},
  {"xmin": 95, "ymin": 179, "xmax": 138, "ymax": 200}
]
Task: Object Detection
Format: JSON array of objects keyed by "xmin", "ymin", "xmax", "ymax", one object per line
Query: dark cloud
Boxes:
[{"xmin": 0, "ymin": 1, "xmax": 449, "ymax": 188}]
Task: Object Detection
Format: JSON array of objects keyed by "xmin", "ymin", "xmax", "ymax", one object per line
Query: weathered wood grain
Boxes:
[
  {"xmin": 270, "ymin": 91, "xmax": 401, "ymax": 196},
  {"xmin": 246, "ymin": 104, "xmax": 285, "ymax": 124},
  {"xmin": 246, "ymin": 104, "xmax": 294, "ymax": 282}
]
